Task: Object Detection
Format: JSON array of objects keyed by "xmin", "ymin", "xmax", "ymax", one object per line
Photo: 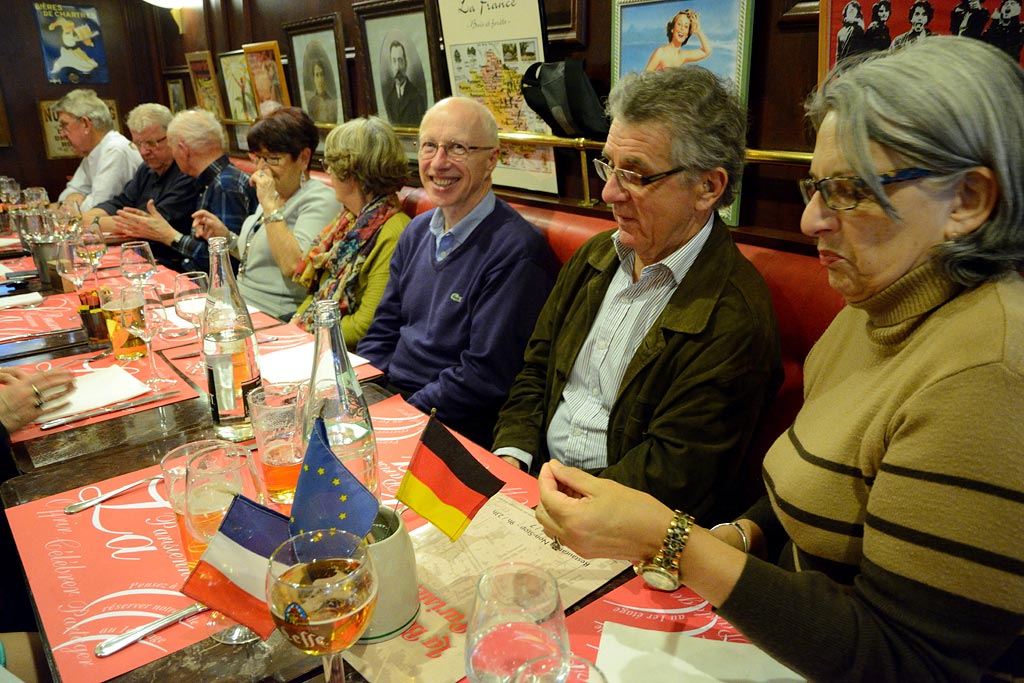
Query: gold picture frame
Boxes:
[
  {"xmin": 185, "ymin": 50, "xmax": 225, "ymax": 119},
  {"xmin": 242, "ymin": 40, "xmax": 291, "ymax": 117}
]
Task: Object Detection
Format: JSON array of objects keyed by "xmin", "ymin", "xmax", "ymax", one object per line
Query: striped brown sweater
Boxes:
[{"xmin": 718, "ymin": 261, "xmax": 1024, "ymax": 682}]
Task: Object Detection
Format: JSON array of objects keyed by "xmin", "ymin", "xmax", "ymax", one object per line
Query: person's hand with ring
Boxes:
[{"xmin": 0, "ymin": 369, "xmax": 76, "ymax": 433}]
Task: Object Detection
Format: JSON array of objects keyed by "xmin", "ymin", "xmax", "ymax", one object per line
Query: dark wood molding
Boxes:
[{"xmin": 546, "ymin": 0, "xmax": 588, "ymax": 47}]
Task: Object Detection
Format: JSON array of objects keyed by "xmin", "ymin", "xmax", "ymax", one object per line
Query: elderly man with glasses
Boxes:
[
  {"xmin": 357, "ymin": 97, "xmax": 559, "ymax": 447},
  {"xmin": 55, "ymin": 88, "xmax": 142, "ymax": 212},
  {"xmin": 493, "ymin": 66, "xmax": 781, "ymax": 520},
  {"xmin": 80, "ymin": 103, "xmax": 199, "ymax": 271}
]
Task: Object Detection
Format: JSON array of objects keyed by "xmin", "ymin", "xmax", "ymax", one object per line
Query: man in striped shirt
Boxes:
[{"xmin": 494, "ymin": 67, "xmax": 780, "ymax": 520}]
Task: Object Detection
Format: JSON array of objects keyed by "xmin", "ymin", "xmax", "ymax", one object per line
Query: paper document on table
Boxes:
[
  {"xmin": 0, "ymin": 236, "xmax": 20, "ymax": 248},
  {"xmin": 344, "ymin": 494, "xmax": 629, "ymax": 683},
  {"xmin": 260, "ymin": 341, "xmax": 368, "ymax": 384},
  {"xmin": 37, "ymin": 365, "xmax": 151, "ymax": 420},
  {"xmin": 597, "ymin": 622, "xmax": 805, "ymax": 682}
]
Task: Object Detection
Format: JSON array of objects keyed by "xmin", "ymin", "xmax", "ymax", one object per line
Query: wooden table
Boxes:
[{"xmin": 1, "ymin": 384, "xmax": 392, "ymax": 683}]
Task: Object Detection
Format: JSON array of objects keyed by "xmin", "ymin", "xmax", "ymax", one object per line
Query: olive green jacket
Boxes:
[{"xmin": 493, "ymin": 219, "xmax": 781, "ymax": 521}]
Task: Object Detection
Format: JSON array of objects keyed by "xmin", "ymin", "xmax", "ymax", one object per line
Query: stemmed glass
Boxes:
[
  {"xmin": 1, "ymin": 177, "xmax": 20, "ymax": 206},
  {"xmin": 172, "ymin": 271, "xmax": 208, "ymax": 351},
  {"xmin": 120, "ymin": 283, "xmax": 175, "ymax": 388},
  {"xmin": 56, "ymin": 238, "xmax": 92, "ymax": 291},
  {"xmin": 78, "ymin": 220, "xmax": 108, "ymax": 288},
  {"xmin": 22, "ymin": 187, "xmax": 49, "ymax": 209},
  {"xmin": 54, "ymin": 200, "xmax": 82, "ymax": 237},
  {"xmin": 120, "ymin": 240, "xmax": 157, "ymax": 282},
  {"xmin": 466, "ymin": 563, "xmax": 570, "ymax": 683},
  {"xmin": 185, "ymin": 444, "xmax": 262, "ymax": 645},
  {"xmin": 267, "ymin": 529, "xmax": 379, "ymax": 683}
]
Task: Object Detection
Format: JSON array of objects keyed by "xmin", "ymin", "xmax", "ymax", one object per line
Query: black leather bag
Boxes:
[{"xmin": 521, "ymin": 58, "xmax": 609, "ymax": 141}]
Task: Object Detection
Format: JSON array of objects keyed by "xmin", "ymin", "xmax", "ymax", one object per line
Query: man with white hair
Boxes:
[
  {"xmin": 55, "ymin": 88, "xmax": 141, "ymax": 211},
  {"xmin": 113, "ymin": 108, "xmax": 255, "ymax": 272},
  {"xmin": 81, "ymin": 103, "xmax": 198, "ymax": 271}
]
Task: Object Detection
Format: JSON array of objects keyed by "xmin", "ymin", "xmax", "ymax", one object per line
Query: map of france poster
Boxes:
[{"xmin": 438, "ymin": 1, "xmax": 558, "ymax": 194}]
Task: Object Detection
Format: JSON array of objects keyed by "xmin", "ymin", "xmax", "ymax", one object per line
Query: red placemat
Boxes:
[
  {"xmin": 10, "ymin": 350, "xmax": 200, "ymax": 443},
  {"xmin": 565, "ymin": 575, "xmax": 748, "ymax": 665},
  {"xmin": 6, "ymin": 466, "xmax": 211, "ymax": 683},
  {"xmin": 0, "ymin": 292, "xmax": 82, "ymax": 343}
]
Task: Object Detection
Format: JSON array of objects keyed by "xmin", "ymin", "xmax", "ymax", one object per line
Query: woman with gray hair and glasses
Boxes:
[{"xmin": 536, "ymin": 37, "xmax": 1024, "ymax": 682}]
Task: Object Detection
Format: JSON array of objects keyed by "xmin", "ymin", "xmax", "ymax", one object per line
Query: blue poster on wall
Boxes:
[{"xmin": 34, "ymin": 3, "xmax": 109, "ymax": 85}]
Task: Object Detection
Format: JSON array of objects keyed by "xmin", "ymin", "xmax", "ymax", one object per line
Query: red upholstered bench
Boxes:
[{"xmin": 398, "ymin": 187, "xmax": 846, "ymax": 500}]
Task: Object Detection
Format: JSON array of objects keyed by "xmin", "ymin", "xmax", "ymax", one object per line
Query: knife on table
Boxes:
[{"xmin": 38, "ymin": 391, "xmax": 180, "ymax": 430}]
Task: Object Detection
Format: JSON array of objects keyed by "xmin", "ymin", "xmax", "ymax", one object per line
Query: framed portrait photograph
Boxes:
[
  {"xmin": 217, "ymin": 49, "xmax": 259, "ymax": 122},
  {"xmin": 166, "ymin": 78, "xmax": 186, "ymax": 114},
  {"xmin": 354, "ymin": 0, "xmax": 446, "ymax": 130},
  {"xmin": 242, "ymin": 41, "xmax": 291, "ymax": 117},
  {"xmin": 611, "ymin": 0, "xmax": 754, "ymax": 223},
  {"xmin": 284, "ymin": 13, "xmax": 350, "ymax": 127},
  {"xmin": 819, "ymin": 0, "xmax": 1024, "ymax": 81},
  {"xmin": 185, "ymin": 51, "xmax": 225, "ymax": 119}
]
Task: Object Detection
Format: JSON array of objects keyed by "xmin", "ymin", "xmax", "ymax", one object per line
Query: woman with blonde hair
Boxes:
[{"xmin": 293, "ymin": 116, "xmax": 410, "ymax": 347}]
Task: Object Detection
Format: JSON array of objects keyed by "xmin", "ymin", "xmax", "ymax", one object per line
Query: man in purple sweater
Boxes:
[{"xmin": 357, "ymin": 97, "xmax": 558, "ymax": 447}]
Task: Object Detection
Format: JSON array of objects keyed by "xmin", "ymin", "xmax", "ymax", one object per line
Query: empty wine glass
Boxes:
[
  {"xmin": 56, "ymin": 238, "xmax": 92, "ymax": 291},
  {"xmin": 22, "ymin": 187, "xmax": 49, "ymax": 209},
  {"xmin": 185, "ymin": 443, "xmax": 262, "ymax": 645},
  {"xmin": 267, "ymin": 529, "xmax": 379, "ymax": 682},
  {"xmin": 120, "ymin": 283, "xmax": 175, "ymax": 388},
  {"xmin": 513, "ymin": 655, "xmax": 608, "ymax": 683},
  {"xmin": 120, "ymin": 240, "xmax": 157, "ymax": 282},
  {"xmin": 1, "ymin": 177, "xmax": 20, "ymax": 206},
  {"xmin": 54, "ymin": 200, "xmax": 82, "ymax": 237},
  {"xmin": 173, "ymin": 271, "xmax": 208, "ymax": 371},
  {"xmin": 466, "ymin": 563, "xmax": 570, "ymax": 683}
]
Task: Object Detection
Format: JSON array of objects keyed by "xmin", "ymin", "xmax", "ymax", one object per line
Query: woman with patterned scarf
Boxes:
[{"xmin": 293, "ymin": 116, "xmax": 410, "ymax": 347}]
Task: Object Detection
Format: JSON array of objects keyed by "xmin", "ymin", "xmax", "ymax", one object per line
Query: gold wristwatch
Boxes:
[{"xmin": 635, "ymin": 510, "xmax": 693, "ymax": 591}]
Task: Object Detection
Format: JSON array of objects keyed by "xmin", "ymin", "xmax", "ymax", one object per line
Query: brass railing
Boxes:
[{"xmin": 222, "ymin": 120, "xmax": 812, "ymax": 207}]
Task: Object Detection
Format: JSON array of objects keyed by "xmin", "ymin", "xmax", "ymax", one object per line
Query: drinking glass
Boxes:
[
  {"xmin": 120, "ymin": 283, "xmax": 175, "ymax": 387},
  {"xmin": 160, "ymin": 440, "xmax": 229, "ymax": 571},
  {"xmin": 513, "ymin": 655, "xmax": 607, "ymax": 683},
  {"xmin": 172, "ymin": 271, "xmax": 208, "ymax": 360},
  {"xmin": 267, "ymin": 529, "xmax": 378, "ymax": 683},
  {"xmin": 78, "ymin": 220, "xmax": 107, "ymax": 289},
  {"xmin": 249, "ymin": 386, "xmax": 303, "ymax": 505},
  {"xmin": 185, "ymin": 442, "xmax": 262, "ymax": 645},
  {"xmin": 22, "ymin": 187, "xmax": 49, "ymax": 209},
  {"xmin": 56, "ymin": 238, "xmax": 91, "ymax": 291},
  {"xmin": 466, "ymin": 563, "xmax": 570, "ymax": 683},
  {"xmin": 120, "ymin": 240, "xmax": 157, "ymax": 282},
  {"xmin": 1, "ymin": 177, "xmax": 20, "ymax": 205},
  {"xmin": 54, "ymin": 200, "xmax": 82, "ymax": 237}
]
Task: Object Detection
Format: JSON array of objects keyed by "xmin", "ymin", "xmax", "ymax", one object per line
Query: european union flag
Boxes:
[{"xmin": 289, "ymin": 418, "xmax": 379, "ymax": 538}]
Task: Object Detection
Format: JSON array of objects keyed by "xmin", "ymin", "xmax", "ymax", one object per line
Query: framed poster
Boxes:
[
  {"xmin": 284, "ymin": 14, "xmax": 350, "ymax": 126},
  {"xmin": 354, "ymin": 0, "xmax": 445, "ymax": 130},
  {"xmin": 218, "ymin": 49, "xmax": 259, "ymax": 122},
  {"xmin": 437, "ymin": 0, "xmax": 558, "ymax": 194},
  {"xmin": 612, "ymin": 0, "xmax": 753, "ymax": 224},
  {"xmin": 243, "ymin": 41, "xmax": 291, "ymax": 117},
  {"xmin": 40, "ymin": 98, "xmax": 119, "ymax": 159},
  {"xmin": 185, "ymin": 51, "xmax": 225, "ymax": 119},
  {"xmin": 166, "ymin": 79, "xmax": 186, "ymax": 114},
  {"xmin": 34, "ymin": 3, "xmax": 108, "ymax": 85},
  {"xmin": 819, "ymin": 0, "xmax": 1024, "ymax": 81}
]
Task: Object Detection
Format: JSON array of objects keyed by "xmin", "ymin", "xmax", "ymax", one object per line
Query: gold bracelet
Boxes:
[{"xmin": 710, "ymin": 521, "xmax": 749, "ymax": 553}]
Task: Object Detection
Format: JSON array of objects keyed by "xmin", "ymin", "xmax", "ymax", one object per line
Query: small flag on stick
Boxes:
[
  {"xmin": 396, "ymin": 416, "xmax": 503, "ymax": 541},
  {"xmin": 288, "ymin": 417, "xmax": 380, "ymax": 539},
  {"xmin": 182, "ymin": 495, "xmax": 289, "ymax": 639}
]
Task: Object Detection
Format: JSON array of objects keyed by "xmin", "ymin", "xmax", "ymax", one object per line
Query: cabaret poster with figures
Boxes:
[
  {"xmin": 437, "ymin": 0, "xmax": 558, "ymax": 194},
  {"xmin": 611, "ymin": 0, "xmax": 753, "ymax": 225},
  {"xmin": 185, "ymin": 51, "xmax": 225, "ymax": 119},
  {"xmin": 820, "ymin": 0, "xmax": 1024, "ymax": 80},
  {"xmin": 34, "ymin": 3, "xmax": 109, "ymax": 85}
]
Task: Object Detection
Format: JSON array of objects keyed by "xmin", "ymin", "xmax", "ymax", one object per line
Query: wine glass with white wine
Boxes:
[
  {"xmin": 267, "ymin": 529, "xmax": 379, "ymax": 683},
  {"xmin": 120, "ymin": 283, "xmax": 175, "ymax": 388}
]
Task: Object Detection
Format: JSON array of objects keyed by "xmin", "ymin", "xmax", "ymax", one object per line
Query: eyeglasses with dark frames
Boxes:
[
  {"xmin": 130, "ymin": 136, "xmax": 167, "ymax": 151},
  {"xmin": 418, "ymin": 140, "xmax": 495, "ymax": 161},
  {"xmin": 248, "ymin": 152, "xmax": 287, "ymax": 167},
  {"xmin": 593, "ymin": 157, "xmax": 689, "ymax": 189},
  {"xmin": 799, "ymin": 167, "xmax": 940, "ymax": 211}
]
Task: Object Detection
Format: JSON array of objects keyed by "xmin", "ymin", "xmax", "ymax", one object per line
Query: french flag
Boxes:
[{"xmin": 181, "ymin": 496, "xmax": 289, "ymax": 639}]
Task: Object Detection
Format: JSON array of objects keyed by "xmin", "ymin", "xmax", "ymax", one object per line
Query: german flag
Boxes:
[{"xmin": 397, "ymin": 416, "xmax": 503, "ymax": 541}]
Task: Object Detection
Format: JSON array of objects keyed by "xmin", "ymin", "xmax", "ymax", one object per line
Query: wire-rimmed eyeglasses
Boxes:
[{"xmin": 418, "ymin": 140, "xmax": 494, "ymax": 161}]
